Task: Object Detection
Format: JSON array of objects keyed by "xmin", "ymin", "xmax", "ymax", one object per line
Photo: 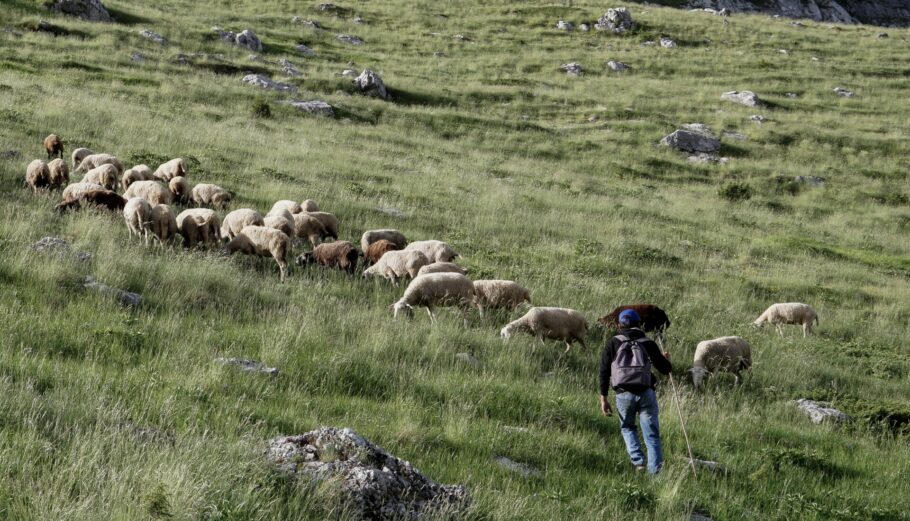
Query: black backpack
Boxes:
[{"xmin": 611, "ymin": 335, "xmax": 652, "ymax": 388}]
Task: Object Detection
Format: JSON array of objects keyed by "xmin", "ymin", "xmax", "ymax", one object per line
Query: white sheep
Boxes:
[
  {"xmin": 47, "ymin": 158, "xmax": 69, "ymax": 188},
  {"xmin": 473, "ymin": 280, "xmax": 531, "ymax": 317},
  {"xmin": 61, "ymin": 182, "xmax": 105, "ymax": 201},
  {"xmin": 26, "ymin": 159, "xmax": 51, "ymax": 192},
  {"xmin": 81, "ymin": 164, "xmax": 119, "ymax": 191},
  {"xmin": 124, "ymin": 180, "xmax": 173, "ymax": 206},
  {"xmin": 271, "ymin": 200, "xmax": 302, "ymax": 215},
  {"xmin": 149, "ymin": 204, "xmax": 177, "ymax": 246},
  {"xmin": 123, "ymin": 197, "xmax": 153, "ymax": 245},
  {"xmin": 690, "ymin": 336, "xmax": 752, "ymax": 390},
  {"xmin": 74, "ymin": 153, "xmax": 124, "ymax": 175},
  {"xmin": 753, "ymin": 302, "xmax": 818, "ymax": 337},
  {"xmin": 192, "ymin": 183, "xmax": 232, "ymax": 208},
  {"xmin": 176, "ymin": 208, "xmax": 221, "ymax": 247},
  {"xmin": 292, "ymin": 212, "xmax": 327, "ymax": 248},
  {"xmin": 416, "ymin": 262, "xmax": 466, "ymax": 277},
  {"xmin": 153, "ymin": 158, "xmax": 188, "ymax": 182},
  {"xmin": 302, "ymin": 211, "xmax": 339, "ymax": 239},
  {"xmin": 301, "ymin": 199, "xmax": 319, "ymax": 212},
  {"xmin": 121, "ymin": 164, "xmax": 152, "ymax": 191},
  {"xmin": 405, "ymin": 240, "xmax": 459, "ymax": 263},
  {"xmin": 221, "ymin": 225, "xmax": 291, "ymax": 281},
  {"xmin": 168, "ymin": 176, "xmax": 190, "ymax": 204},
  {"xmin": 360, "ymin": 229, "xmax": 408, "ymax": 252},
  {"xmin": 221, "ymin": 208, "xmax": 265, "ymax": 240},
  {"xmin": 71, "ymin": 147, "xmax": 93, "ymax": 169},
  {"xmin": 362, "ymin": 249, "xmax": 431, "ymax": 284},
  {"xmin": 263, "ymin": 214, "xmax": 296, "ymax": 239},
  {"xmin": 392, "ymin": 272, "xmax": 475, "ymax": 327},
  {"xmin": 500, "ymin": 307, "xmax": 588, "ymax": 354}
]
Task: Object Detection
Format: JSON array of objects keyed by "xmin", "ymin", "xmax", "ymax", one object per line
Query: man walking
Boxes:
[{"xmin": 599, "ymin": 309, "xmax": 672, "ymax": 474}]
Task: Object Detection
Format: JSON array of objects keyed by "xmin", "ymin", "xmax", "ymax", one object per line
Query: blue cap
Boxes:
[{"xmin": 618, "ymin": 309, "xmax": 641, "ymax": 326}]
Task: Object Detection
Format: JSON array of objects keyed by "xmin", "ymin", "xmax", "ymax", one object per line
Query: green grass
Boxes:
[{"xmin": 1, "ymin": 1, "xmax": 910, "ymax": 519}]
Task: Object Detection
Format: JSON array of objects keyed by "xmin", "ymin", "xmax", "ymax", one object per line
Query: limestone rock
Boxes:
[
  {"xmin": 82, "ymin": 276, "xmax": 141, "ymax": 308},
  {"xmin": 794, "ymin": 175, "xmax": 825, "ymax": 186},
  {"xmin": 242, "ymin": 74, "xmax": 298, "ymax": 93},
  {"xmin": 833, "ymin": 86, "xmax": 854, "ymax": 97},
  {"xmin": 494, "ymin": 456, "xmax": 540, "ymax": 478},
  {"xmin": 279, "ymin": 58, "xmax": 300, "ymax": 76},
  {"xmin": 317, "ymin": 3, "xmax": 338, "ymax": 11},
  {"xmin": 296, "ymin": 44, "xmax": 317, "ymax": 56},
  {"xmin": 32, "ymin": 236, "xmax": 91, "ymax": 261},
  {"xmin": 455, "ymin": 352, "xmax": 480, "ymax": 367},
  {"xmin": 795, "ymin": 399, "xmax": 850, "ymax": 424},
  {"xmin": 47, "ymin": 0, "xmax": 112, "ymax": 22},
  {"xmin": 352, "ymin": 16, "xmax": 365, "ymax": 24},
  {"xmin": 595, "ymin": 8, "xmax": 633, "ymax": 33},
  {"xmin": 376, "ymin": 207, "xmax": 405, "ymax": 218},
  {"xmin": 579, "ymin": 23, "xmax": 591, "ymax": 31},
  {"xmin": 660, "ymin": 36, "xmax": 677, "ymax": 48},
  {"xmin": 336, "ymin": 34, "xmax": 364, "ymax": 45},
  {"xmin": 556, "ymin": 20, "xmax": 574, "ymax": 31},
  {"xmin": 139, "ymin": 29, "xmax": 167, "ymax": 45},
  {"xmin": 216, "ymin": 357, "xmax": 278, "ymax": 376},
  {"xmin": 607, "ymin": 60, "xmax": 629, "ymax": 72},
  {"xmin": 750, "ymin": 114, "xmax": 767, "ymax": 123},
  {"xmin": 235, "ymin": 29, "xmax": 262, "ymax": 51},
  {"xmin": 353, "ymin": 69, "xmax": 388, "ymax": 99},
  {"xmin": 560, "ymin": 62, "xmax": 583, "ymax": 76},
  {"xmin": 288, "ymin": 100, "xmax": 335, "ymax": 117},
  {"xmin": 661, "ymin": 127, "xmax": 721, "ymax": 154},
  {"xmin": 721, "ymin": 90, "xmax": 761, "ymax": 107}
]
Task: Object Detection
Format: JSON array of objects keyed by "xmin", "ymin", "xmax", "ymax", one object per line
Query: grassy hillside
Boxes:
[{"xmin": 1, "ymin": 1, "xmax": 909, "ymax": 520}]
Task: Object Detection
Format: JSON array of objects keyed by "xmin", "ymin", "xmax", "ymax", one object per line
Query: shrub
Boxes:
[
  {"xmin": 250, "ymin": 98, "xmax": 272, "ymax": 119},
  {"xmin": 718, "ymin": 182, "xmax": 752, "ymax": 202}
]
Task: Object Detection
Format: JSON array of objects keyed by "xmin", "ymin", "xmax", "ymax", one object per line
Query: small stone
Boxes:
[
  {"xmin": 288, "ymin": 100, "xmax": 334, "ymax": 117},
  {"xmin": 691, "ymin": 513, "xmax": 714, "ymax": 521},
  {"xmin": 641, "ymin": 40, "xmax": 655, "ymax": 46},
  {"xmin": 317, "ymin": 3, "xmax": 337, "ymax": 11},
  {"xmin": 353, "ymin": 69, "xmax": 388, "ymax": 99},
  {"xmin": 433, "ymin": 51, "xmax": 445, "ymax": 57},
  {"xmin": 688, "ymin": 153, "xmax": 728, "ymax": 164},
  {"xmin": 785, "ymin": 92, "xmax": 798, "ymax": 98},
  {"xmin": 721, "ymin": 90, "xmax": 761, "ymax": 107},
  {"xmin": 811, "ymin": 56, "xmax": 820, "ymax": 62},
  {"xmin": 341, "ymin": 69, "xmax": 357, "ymax": 77},
  {"xmin": 130, "ymin": 52, "xmax": 145, "ymax": 62},
  {"xmin": 453, "ymin": 34, "xmax": 469, "ymax": 41},
  {"xmin": 588, "ymin": 116, "xmax": 598, "ymax": 122},
  {"xmin": 352, "ymin": 16, "xmax": 364, "ymax": 24},
  {"xmin": 778, "ymin": 49, "xmax": 789, "ymax": 55},
  {"xmin": 216, "ymin": 357, "xmax": 278, "ymax": 376},
  {"xmin": 336, "ymin": 34, "xmax": 364, "ymax": 45},
  {"xmin": 721, "ymin": 130, "xmax": 746, "ymax": 141},
  {"xmin": 174, "ymin": 53, "xmax": 189, "ymax": 65},
  {"xmin": 607, "ymin": 60, "xmax": 628, "ymax": 72},
  {"xmin": 296, "ymin": 44, "xmax": 316, "ymax": 56},
  {"xmin": 279, "ymin": 58, "xmax": 300, "ymax": 76},
  {"xmin": 579, "ymin": 23, "xmax": 590, "ymax": 31},
  {"xmin": 242, "ymin": 74, "xmax": 298, "ymax": 93},
  {"xmin": 560, "ymin": 62, "xmax": 583, "ymax": 76},
  {"xmin": 503, "ymin": 426, "xmax": 529, "ymax": 434},
  {"xmin": 795, "ymin": 399, "xmax": 850, "ymax": 424},
  {"xmin": 833, "ymin": 86, "xmax": 854, "ymax": 97},
  {"xmin": 556, "ymin": 20, "xmax": 574, "ymax": 31},
  {"xmin": 138, "ymin": 29, "xmax": 167, "ymax": 44},
  {"xmin": 794, "ymin": 175, "xmax": 825, "ymax": 186},
  {"xmin": 494, "ymin": 456, "xmax": 540, "ymax": 478},
  {"xmin": 790, "ymin": 21, "xmax": 805, "ymax": 27},
  {"xmin": 82, "ymin": 275, "xmax": 141, "ymax": 308},
  {"xmin": 375, "ymin": 207, "xmax": 405, "ymax": 218},
  {"xmin": 455, "ymin": 352, "xmax": 479, "ymax": 367},
  {"xmin": 750, "ymin": 114, "xmax": 766, "ymax": 123},
  {"xmin": 659, "ymin": 36, "xmax": 677, "ymax": 48},
  {"xmin": 248, "ymin": 54, "xmax": 264, "ymax": 62},
  {"xmin": 212, "ymin": 26, "xmax": 236, "ymax": 43},
  {"xmin": 291, "ymin": 15, "xmax": 301, "ymax": 23},
  {"xmin": 1, "ymin": 150, "xmax": 21, "ymax": 160}
]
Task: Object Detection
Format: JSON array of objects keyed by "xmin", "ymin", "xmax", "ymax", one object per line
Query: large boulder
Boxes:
[
  {"xmin": 721, "ymin": 90, "xmax": 761, "ymax": 107},
  {"xmin": 595, "ymin": 7, "xmax": 633, "ymax": 33},
  {"xmin": 354, "ymin": 69, "xmax": 388, "ymax": 99},
  {"xmin": 235, "ymin": 29, "xmax": 263, "ymax": 51},
  {"xmin": 267, "ymin": 427, "xmax": 470, "ymax": 520},
  {"xmin": 661, "ymin": 126, "xmax": 721, "ymax": 154},
  {"xmin": 47, "ymin": 0, "xmax": 112, "ymax": 22}
]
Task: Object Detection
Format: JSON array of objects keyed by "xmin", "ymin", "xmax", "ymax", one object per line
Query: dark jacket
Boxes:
[{"xmin": 599, "ymin": 328, "xmax": 672, "ymax": 396}]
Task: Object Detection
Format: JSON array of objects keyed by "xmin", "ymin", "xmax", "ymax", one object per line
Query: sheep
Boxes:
[
  {"xmin": 416, "ymin": 262, "xmax": 466, "ymax": 277},
  {"xmin": 302, "ymin": 211, "xmax": 339, "ymax": 240},
  {"xmin": 690, "ymin": 336, "xmax": 752, "ymax": 390},
  {"xmin": 360, "ymin": 229, "xmax": 407, "ymax": 252},
  {"xmin": 43, "ymin": 134, "xmax": 64, "ymax": 159},
  {"xmin": 176, "ymin": 208, "xmax": 221, "ymax": 248},
  {"xmin": 753, "ymin": 302, "xmax": 818, "ymax": 337},
  {"xmin": 271, "ymin": 200, "xmax": 302, "ymax": 215},
  {"xmin": 221, "ymin": 208, "xmax": 265, "ymax": 240},
  {"xmin": 404, "ymin": 240, "xmax": 459, "ymax": 263},
  {"xmin": 292, "ymin": 212, "xmax": 327, "ymax": 248},
  {"xmin": 47, "ymin": 158, "xmax": 69, "ymax": 188},
  {"xmin": 191, "ymin": 183, "xmax": 231, "ymax": 208},
  {"xmin": 149, "ymin": 204, "xmax": 178, "ymax": 246},
  {"xmin": 392, "ymin": 272, "xmax": 475, "ymax": 327},
  {"xmin": 263, "ymin": 215, "xmax": 296, "ymax": 239},
  {"xmin": 71, "ymin": 147, "xmax": 93, "ymax": 169},
  {"xmin": 152, "ymin": 158, "xmax": 188, "ymax": 182},
  {"xmin": 363, "ymin": 239, "xmax": 401, "ymax": 266},
  {"xmin": 472, "ymin": 280, "xmax": 531, "ymax": 317},
  {"xmin": 55, "ymin": 189, "xmax": 126, "ymax": 213},
  {"xmin": 26, "ymin": 159, "xmax": 51, "ymax": 192},
  {"xmin": 81, "ymin": 164, "xmax": 119, "ymax": 191},
  {"xmin": 221, "ymin": 225, "xmax": 290, "ymax": 281},
  {"xmin": 500, "ymin": 307, "xmax": 589, "ymax": 354},
  {"xmin": 362, "ymin": 249, "xmax": 431, "ymax": 285},
  {"xmin": 74, "ymin": 153, "xmax": 124, "ymax": 175},
  {"xmin": 61, "ymin": 182, "xmax": 104, "ymax": 201},
  {"xmin": 121, "ymin": 165, "xmax": 152, "ymax": 191},
  {"xmin": 123, "ymin": 197, "xmax": 153, "ymax": 245},
  {"xmin": 598, "ymin": 304, "xmax": 672, "ymax": 335},
  {"xmin": 124, "ymin": 180, "xmax": 173, "ymax": 206},
  {"xmin": 301, "ymin": 199, "xmax": 319, "ymax": 212},
  {"xmin": 296, "ymin": 240, "xmax": 359, "ymax": 274},
  {"xmin": 168, "ymin": 176, "xmax": 190, "ymax": 204}
]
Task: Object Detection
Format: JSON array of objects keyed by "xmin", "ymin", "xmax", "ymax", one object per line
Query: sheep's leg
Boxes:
[
  {"xmin": 427, "ymin": 306, "xmax": 437, "ymax": 324},
  {"xmin": 462, "ymin": 306, "xmax": 470, "ymax": 328},
  {"xmin": 564, "ymin": 341, "xmax": 572, "ymax": 354},
  {"xmin": 776, "ymin": 325, "xmax": 783, "ymax": 337}
]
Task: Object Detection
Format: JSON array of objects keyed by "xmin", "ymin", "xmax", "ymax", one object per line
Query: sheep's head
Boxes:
[
  {"xmin": 689, "ymin": 367, "xmax": 709, "ymax": 390},
  {"xmin": 752, "ymin": 319, "xmax": 764, "ymax": 328},
  {"xmin": 392, "ymin": 302, "xmax": 413, "ymax": 319},
  {"xmin": 500, "ymin": 325, "xmax": 513, "ymax": 340}
]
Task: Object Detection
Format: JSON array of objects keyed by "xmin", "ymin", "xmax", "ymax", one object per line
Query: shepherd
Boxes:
[{"xmin": 598, "ymin": 309, "xmax": 672, "ymax": 474}]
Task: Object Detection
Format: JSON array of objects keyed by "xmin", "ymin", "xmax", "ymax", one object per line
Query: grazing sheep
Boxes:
[
  {"xmin": 690, "ymin": 336, "xmax": 752, "ymax": 390},
  {"xmin": 296, "ymin": 240, "xmax": 359, "ymax": 274},
  {"xmin": 192, "ymin": 183, "xmax": 232, "ymax": 208},
  {"xmin": 360, "ymin": 229, "xmax": 407, "ymax": 251},
  {"xmin": 123, "ymin": 197, "xmax": 153, "ymax": 245},
  {"xmin": 81, "ymin": 164, "xmax": 119, "ymax": 191},
  {"xmin": 599, "ymin": 304, "xmax": 672, "ymax": 334},
  {"xmin": 362, "ymin": 249, "xmax": 431, "ymax": 284},
  {"xmin": 753, "ymin": 302, "xmax": 818, "ymax": 337},
  {"xmin": 121, "ymin": 165, "xmax": 152, "ymax": 191},
  {"xmin": 363, "ymin": 238, "xmax": 401, "ymax": 266},
  {"xmin": 263, "ymin": 215, "xmax": 296, "ymax": 239},
  {"xmin": 47, "ymin": 158, "xmax": 69, "ymax": 188},
  {"xmin": 473, "ymin": 280, "xmax": 531, "ymax": 317},
  {"xmin": 221, "ymin": 208, "xmax": 265, "ymax": 240},
  {"xmin": 55, "ymin": 189, "xmax": 126, "ymax": 213},
  {"xmin": 176, "ymin": 208, "xmax": 221, "ymax": 247},
  {"xmin": 392, "ymin": 272, "xmax": 475, "ymax": 326},
  {"xmin": 124, "ymin": 180, "xmax": 173, "ymax": 205},
  {"xmin": 301, "ymin": 199, "xmax": 319, "ymax": 212},
  {"xmin": 149, "ymin": 204, "xmax": 178, "ymax": 246},
  {"xmin": 61, "ymin": 181, "xmax": 104, "ymax": 201},
  {"xmin": 75, "ymin": 153, "xmax": 124, "ymax": 175},
  {"xmin": 501, "ymin": 307, "xmax": 589, "ymax": 354},
  {"xmin": 221, "ymin": 225, "xmax": 290, "ymax": 281},
  {"xmin": 71, "ymin": 147, "xmax": 93, "ymax": 169},
  {"xmin": 302, "ymin": 211, "xmax": 339, "ymax": 240},
  {"xmin": 271, "ymin": 200, "xmax": 302, "ymax": 215},
  {"xmin": 405, "ymin": 240, "xmax": 459, "ymax": 263},
  {"xmin": 152, "ymin": 158, "xmax": 188, "ymax": 182},
  {"xmin": 168, "ymin": 176, "xmax": 190, "ymax": 204},
  {"xmin": 43, "ymin": 134, "xmax": 64, "ymax": 159},
  {"xmin": 26, "ymin": 159, "xmax": 51, "ymax": 192},
  {"xmin": 416, "ymin": 262, "xmax": 466, "ymax": 277},
  {"xmin": 292, "ymin": 212, "xmax": 327, "ymax": 247}
]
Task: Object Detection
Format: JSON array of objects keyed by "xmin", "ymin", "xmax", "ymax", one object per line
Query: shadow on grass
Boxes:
[
  {"xmin": 106, "ymin": 6, "xmax": 154, "ymax": 25},
  {"xmin": 387, "ymin": 87, "xmax": 455, "ymax": 108}
]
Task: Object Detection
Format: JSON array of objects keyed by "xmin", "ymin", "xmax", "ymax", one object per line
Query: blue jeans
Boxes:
[{"xmin": 615, "ymin": 389, "xmax": 663, "ymax": 474}]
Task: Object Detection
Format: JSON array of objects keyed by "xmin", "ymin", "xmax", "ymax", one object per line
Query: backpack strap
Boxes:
[{"xmin": 614, "ymin": 335, "xmax": 630, "ymax": 342}]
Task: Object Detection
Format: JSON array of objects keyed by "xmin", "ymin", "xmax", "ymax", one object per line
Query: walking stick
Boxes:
[{"xmin": 658, "ymin": 336, "xmax": 698, "ymax": 479}]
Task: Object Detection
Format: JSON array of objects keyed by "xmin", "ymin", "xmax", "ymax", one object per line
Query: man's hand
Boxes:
[
  {"xmin": 600, "ymin": 395, "xmax": 612, "ymax": 417},
  {"xmin": 663, "ymin": 351, "xmax": 671, "ymax": 361}
]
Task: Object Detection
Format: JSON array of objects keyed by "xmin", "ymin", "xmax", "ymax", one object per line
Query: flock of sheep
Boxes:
[{"xmin": 25, "ymin": 134, "xmax": 821, "ymax": 387}]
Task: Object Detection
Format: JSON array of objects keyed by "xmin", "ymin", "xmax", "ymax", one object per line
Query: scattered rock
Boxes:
[
  {"xmin": 579, "ymin": 23, "xmax": 590, "ymax": 32},
  {"xmin": 235, "ymin": 29, "xmax": 263, "ymax": 51},
  {"xmin": 130, "ymin": 52, "xmax": 145, "ymax": 62},
  {"xmin": 607, "ymin": 60, "xmax": 629, "ymax": 72},
  {"xmin": 267, "ymin": 427, "xmax": 470, "ymax": 520},
  {"xmin": 138, "ymin": 29, "xmax": 167, "ymax": 45},
  {"xmin": 778, "ymin": 48, "xmax": 790, "ymax": 55},
  {"xmin": 588, "ymin": 115, "xmax": 598, "ymax": 122},
  {"xmin": 212, "ymin": 26, "xmax": 236, "ymax": 43},
  {"xmin": 691, "ymin": 513, "xmax": 714, "ymax": 521},
  {"xmin": 560, "ymin": 62, "xmax": 583, "ymax": 76},
  {"xmin": 291, "ymin": 15, "xmax": 301, "ymax": 23},
  {"xmin": 794, "ymin": 175, "xmax": 825, "ymax": 186},
  {"xmin": 721, "ymin": 90, "xmax": 762, "ymax": 107},
  {"xmin": 47, "ymin": 0, "xmax": 112, "ymax": 22},
  {"xmin": 352, "ymin": 16, "xmax": 365, "ymax": 24},
  {"xmin": 248, "ymin": 54, "xmax": 265, "ymax": 62},
  {"xmin": 750, "ymin": 114, "xmax": 766, "ymax": 123},
  {"xmin": 82, "ymin": 276, "xmax": 141, "ymax": 308},
  {"xmin": 660, "ymin": 36, "xmax": 677, "ymax": 48},
  {"xmin": 661, "ymin": 127, "xmax": 721, "ymax": 154},
  {"xmin": 795, "ymin": 399, "xmax": 850, "ymax": 424},
  {"xmin": 833, "ymin": 87, "xmax": 854, "ymax": 97},
  {"xmin": 681, "ymin": 123, "xmax": 712, "ymax": 134},
  {"xmin": 303, "ymin": 19, "xmax": 321, "ymax": 29},
  {"xmin": 790, "ymin": 21, "xmax": 805, "ymax": 27},
  {"xmin": 216, "ymin": 357, "xmax": 278, "ymax": 376},
  {"xmin": 279, "ymin": 58, "xmax": 301, "ymax": 77},
  {"xmin": 721, "ymin": 130, "xmax": 746, "ymax": 141},
  {"xmin": 641, "ymin": 40, "xmax": 656, "ymax": 46},
  {"xmin": 494, "ymin": 456, "xmax": 540, "ymax": 478},
  {"xmin": 32, "ymin": 236, "xmax": 92, "ymax": 261},
  {"xmin": 288, "ymin": 100, "xmax": 334, "ymax": 117},
  {"xmin": 433, "ymin": 51, "xmax": 445, "ymax": 57},
  {"xmin": 336, "ymin": 34, "xmax": 364, "ymax": 45},
  {"xmin": 376, "ymin": 207, "xmax": 405, "ymax": 218},
  {"xmin": 296, "ymin": 44, "xmax": 316, "ymax": 56},
  {"xmin": 174, "ymin": 53, "xmax": 189, "ymax": 65},
  {"xmin": 317, "ymin": 3, "xmax": 337, "ymax": 11},
  {"xmin": 453, "ymin": 34, "xmax": 469, "ymax": 41},
  {"xmin": 455, "ymin": 352, "xmax": 479, "ymax": 368},
  {"xmin": 689, "ymin": 458, "xmax": 726, "ymax": 473},
  {"xmin": 688, "ymin": 153, "xmax": 729, "ymax": 164},
  {"xmin": 556, "ymin": 20, "xmax": 574, "ymax": 31},
  {"xmin": 341, "ymin": 69, "xmax": 357, "ymax": 77},
  {"xmin": 785, "ymin": 92, "xmax": 799, "ymax": 98},
  {"xmin": 242, "ymin": 74, "xmax": 298, "ymax": 93},
  {"xmin": 353, "ymin": 69, "xmax": 388, "ymax": 99},
  {"xmin": 595, "ymin": 8, "xmax": 633, "ymax": 33},
  {"xmin": 811, "ymin": 56, "xmax": 820, "ymax": 62}
]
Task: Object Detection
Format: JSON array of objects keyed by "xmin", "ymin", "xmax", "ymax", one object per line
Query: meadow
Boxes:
[{"xmin": 1, "ymin": 1, "xmax": 909, "ymax": 519}]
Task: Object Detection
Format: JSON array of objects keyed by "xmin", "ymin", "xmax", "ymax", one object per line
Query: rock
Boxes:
[
  {"xmin": 778, "ymin": 48, "xmax": 790, "ymax": 55},
  {"xmin": 130, "ymin": 52, "xmax": 145, "ymax": 62},
  {"xmin": 376, "ymin": 207, "xmax": 405, "ymax": 218},
  {"xmin": 1, "ymin": 150, "xmax": 21, "ymax": 160},
  {"xmin": 791, "ymin": 21, "xmax": 806, "ymax": 27},
  {"xmin": 267, "ymin": 427, "xmax": 470, "ymax": 520},
  {"xmin": 494, "ymin": 456, "xmax": 540, "ymax": 478},
  {"xmin": 317, "ymin": 3, "xmax": 337, "ymax": 11},
  {"xmin": 242, "ymin": 74, "xmax": 298, "ymax": 93},
  {"xmin": 291, "ymin": 15, "xmax": 301, "ymax": 23},
  {"xmin": 433, "ymin": 51, "xmax": 445, "ymax": 57},
  {"xmin": 279, "ymin": 58, "xmax": 300, "ymax": 77},
  {"xmin": 641, "ymin": 40, "xmax": 656, "ymax": 46},
  {"xmin": 721, "ymin": 130, "xmax": 747, "ymax": 141},
  {"xmin": 235, "ymin": 29, "xmax": 262, "ymax": 51},
  {"xmin": 588, "ymin": 115, "xmax": 598, "ymax": 122},
  {"xmin": 689, "ymin": 458, "xmax": 726, "ymax": 472},
  {"xmin": 302, "ymin": 19, "xmax": 321, "ymax": 29},
  {"xmin": 352, "ymin": 16, "xmax": 365, "ymax": 24},
  {"xmin": 174, "ymin": 53, "xmax": 189, "ymax": 65},
  {"xmin": 47, "ymin": 0, "xmax": 112, "ymax": 22},
  {"xmin": 661, "ymin": 127, "xmax": 721, "ymax": 154},
  {"xmin": 607, "ymin": 60, "xmax": 629, "ymax": 72},
  {"xmin": 455, "ymin": 352, "xmax": 479, "ymax": 368},
  {"xmin": 248, "ymin": 54, "xmax": 265, "ymax": 62},
  {"xmin": 560, "ymin": 62, "xmax": 583, "ymax": 76},
  {"xmin": 750, "ymin": 114, "xmax": 766, "ymax": 123},
  {"xmin": 341, "ymin": 69, "xmax": 357, "ymax": 77},
  {"xmin": 353, "ymin": 69, "xmax": 388, "ymax": 99},
  {"xmin": 453, "ymin": 34, "xmax": 469, "ymax": 41},
  {"xmin": 688, "ymin": 153, "xmax": 729, "ymax": 164},
  {"xmin": 691, "ymin": 513, "xmax": 714, "ymax": 521},
  {"xmin": 721, "ymin": 90, "xmax": 762, "ymax": 107},
  {"xmin": 811, "ymin": 56, "xmax": 820, "ymax": 62},
  {"xmin": 660, "ymin": 36, "xmax": 677, "ymax": 48},
  {"xmin": 288, "ymin": 100, "xmax": 334, "ymax": 117},
  {"xmin": 681, "ymin": 123, "xmax": 713, "ymax": 134},
  {"xmin": 336, "ymin": 34, "xmax": 364, "ymax": 45},
  {"xmin": 795, "ymin": 399, "xmax": 850, "ymax": 424},
  {"xmin": 833, "ymin": 86, "xmax": 854, "ymax": 97},
  {"xmin": 595, "ymin": 7, "xmax": 633, "ymax": 33},
  {"xmin": 139, "ymin": 29, "xmax": 167, "ymax": 44},
  {"xmin": 579, "ymin": 23, "xmax": 590, "ymax": 31},
  {"xmin": 32, "ymin": 236, "xmax": 91, "ymax": 261},
  {"xmin": 556, "ymin": 20, "xmax": 574, "ymax": 31},
  {"xmin": 794, "ymin": 175, "xmax": 825, "ymax": 186},
  {"xmin": 82, "ymin": 276, "xmax": 141, "ymax": 308},
  {"xmin": 212, "ymin": 27, "xmax": 236, "ymax": 43},
  {"xmin": 785, "ymin": 92, "xmax": 799, "ymax": 98},
  {"xmin": 296, "ymin": 44, "xmax": 316, "ymax": 56},
  {"xmin": 877, "ymin": 32, "xmax": 889, "ymax": 38},
  {"xmin": 216, "ymin": 357, "xmax": 278, "ymax": 376}
]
